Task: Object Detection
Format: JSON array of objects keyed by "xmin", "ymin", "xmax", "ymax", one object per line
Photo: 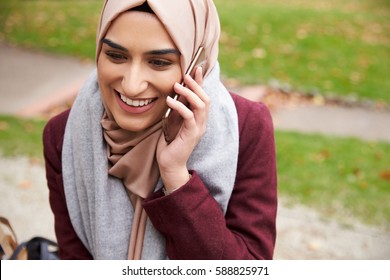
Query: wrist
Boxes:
[{"xmin": 160, "ymin": 167, "xmax": 191, "ymax": 194}]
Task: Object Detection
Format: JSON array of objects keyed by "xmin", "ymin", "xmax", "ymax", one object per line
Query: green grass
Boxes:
[
  {"xmin": 0, "ymin": 0, "xmax": 389, "ymax": 103},
  {"xmin": 216, "ymin": 0, "xmax": 390, "ymax": 103},
  {"xmin": 0, "ymin": 115, "xmax": 46, "ymax": 159},
  {"xmin": 0, "ymin": 1, "xmax": 100, "ymax": 58},
  {"xmin": 276, "ymin": 130, "xmax": 390, "ymax": 229}
]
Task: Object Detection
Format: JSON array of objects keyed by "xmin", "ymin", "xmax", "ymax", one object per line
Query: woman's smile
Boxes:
[
  {"xmin": 115, "ymin": 90, "xmax": 158, "ymax": 114},
  {"xmin": 119, "ymin": 94, "xmax": 156, "ymax": 107}
]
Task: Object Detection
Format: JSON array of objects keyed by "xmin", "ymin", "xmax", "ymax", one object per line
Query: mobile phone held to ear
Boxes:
[{"xmin": 162, "ymin": 47, "xmax": 206, "ymax": 143}]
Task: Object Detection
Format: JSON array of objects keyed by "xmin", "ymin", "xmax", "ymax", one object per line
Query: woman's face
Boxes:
[{"xmin": 97, "ymin": 11, "xmax": 182, "ymax": 132}]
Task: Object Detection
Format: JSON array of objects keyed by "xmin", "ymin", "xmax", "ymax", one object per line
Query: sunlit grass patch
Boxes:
[
  {"xmin": 0, "ymin": 115, "xmax": 46, "ymax": 159},
  {"xmin": 276, "ymin": 130, "xmax": 390, "ymax": 229}
]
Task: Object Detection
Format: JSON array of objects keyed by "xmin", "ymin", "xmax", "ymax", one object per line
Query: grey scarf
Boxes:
[{"xmin": 62, "ymin": 63, "xmax": 239, "ymax": 259}]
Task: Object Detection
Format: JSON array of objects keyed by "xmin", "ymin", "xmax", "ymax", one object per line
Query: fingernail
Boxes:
[{"xmin": 175, "ymin": 82, "xmax": 183, "ymax": 88}]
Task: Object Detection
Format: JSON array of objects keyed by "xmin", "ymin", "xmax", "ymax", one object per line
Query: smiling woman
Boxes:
[{"xmin": 42, "ymin": 0, "xmax": 277, "ymax": 260}]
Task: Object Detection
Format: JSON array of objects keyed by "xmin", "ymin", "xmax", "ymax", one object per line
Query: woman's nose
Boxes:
[{"xmin": 121, "ymin": 64, "xmax": 148, "ymax": 96}]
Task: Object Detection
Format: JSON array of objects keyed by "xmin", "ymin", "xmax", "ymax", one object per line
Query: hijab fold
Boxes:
[{"xmin": 62, "ymin": 0, "xmax": 239, "ymax": 260}]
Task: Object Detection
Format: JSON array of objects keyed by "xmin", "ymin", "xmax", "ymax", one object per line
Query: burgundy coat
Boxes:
[{"xmin": 43, "ymin": 93, "xmax": 277, "ymax": 260}]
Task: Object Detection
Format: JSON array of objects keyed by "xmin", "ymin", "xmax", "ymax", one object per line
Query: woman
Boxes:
[{"xmin": 43, "ymin": 0, "xmax": 277, "ymax": 260}]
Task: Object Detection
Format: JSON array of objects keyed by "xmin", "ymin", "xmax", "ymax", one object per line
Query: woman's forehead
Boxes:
[{"xmin": 105, "ymin": 11, "xmax": 177, "ymax": 49}]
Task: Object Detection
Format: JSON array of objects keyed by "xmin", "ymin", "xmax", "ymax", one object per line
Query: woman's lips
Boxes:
[{"xmin": 115, "ymin": 91, "xmax": 157, "ymax": 114}]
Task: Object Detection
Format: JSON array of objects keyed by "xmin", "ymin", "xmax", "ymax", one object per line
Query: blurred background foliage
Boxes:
[
  {"xmin": 0, "ymin": 0, "xmax": 389, "ymax": 228},
  {"xmin": 1, "ymin": 0, "xmax": 389, "ymax": 103}
]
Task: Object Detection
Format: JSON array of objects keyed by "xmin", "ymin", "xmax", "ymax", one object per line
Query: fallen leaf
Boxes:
[
  {"xmin": 307, "ymin": 240, "xmax": 321, "ymax": 251},
  {"xmin": 18, "ymin": 180, "xmax": 32, "ymax": 189},
  {"xmin": 22, "ymin": 122, "xmax": 34, "ymax": 133},
  {"xmin": 312, "ymin": 149, "xmax": 331, "ymax": 162},
  {"xmin": 252, "ymin": 48, "xmax": 267, "ymax": 59},
  {"xmin": 353, "ymin": 168, "xmax": 362, "ymax": 177},
  {"xmin": 359, "ymin": 181, "xmax": 368, "ymax": 189},
  {"xmin": 0, "ymin": 121, "xmax": 9, "ymax": 131},
  {"xmin": 313, "ymin": 95, "xmax": 325, "ymax": 106},
  {"xmin": 379, "ymin": 170, "xmax": 390, "ymax": 181}
]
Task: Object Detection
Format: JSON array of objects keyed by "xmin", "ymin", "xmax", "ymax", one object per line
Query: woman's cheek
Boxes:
[{"xmin": 159, "ymin": 71, "xmax": 182, "ymax": 96}]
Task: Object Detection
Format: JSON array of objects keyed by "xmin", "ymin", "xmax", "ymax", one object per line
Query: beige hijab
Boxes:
[{"xmin": 97, "ymin": 0, "xmax": 221, "ymax": 259}]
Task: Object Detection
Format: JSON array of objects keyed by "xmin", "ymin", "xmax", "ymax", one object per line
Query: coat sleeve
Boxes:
[
  {"xmin": 43, "ymin": 110, "xmax": 93, "ymax": 259},
  {"xmin": 143, "ymin": 95, "xmax": 277, "ymax": 259}
]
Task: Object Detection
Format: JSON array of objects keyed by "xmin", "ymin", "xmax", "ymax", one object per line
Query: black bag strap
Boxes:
[
  {"xmin": 1, "ymin": 217, "xmax": 59, "ymax": 260},
  {"xmin": 35, "ymin": 237, "xmax": 59, "ymax": 260},
  {"xmin": 9, "ymin": 242, "xmax": 28, "ymax": 260},
  {"xmin": 10, "ymin": 237, "xmax": 59, "ymax": 260}
]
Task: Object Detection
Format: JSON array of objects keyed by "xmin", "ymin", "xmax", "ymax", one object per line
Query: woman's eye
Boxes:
[
  {"xmin": 149, "ymin": 59, "xmax": 172, "ymax": 68},
  {"xmin": 106, "ymin": 52, "xmax": 127, "ymax": 62}
]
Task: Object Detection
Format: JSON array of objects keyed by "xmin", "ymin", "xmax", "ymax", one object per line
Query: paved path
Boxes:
[
  {"xmin": 238, "ymin": 86, "xmax": 390, "ymax": 143},
  {"xmin": 0, "ymin": 44, "xmax": 94, "ymax": 116},
  {"xmin": 1, "ymin": 44, "xmax": 389, "ymax": 260}
]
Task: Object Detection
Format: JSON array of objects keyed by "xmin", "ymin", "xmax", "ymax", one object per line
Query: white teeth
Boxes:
[
  {"xmin": 133, "ymin": 100, "xmax": 140, "ymax": 106},
  {"xmin": 120, "ymin": 94, "xmax": 154, "ymax": 107}
]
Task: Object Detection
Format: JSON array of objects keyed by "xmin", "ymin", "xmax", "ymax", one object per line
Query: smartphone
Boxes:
[{"xmin": 162, "ymin": 47, "xmax": 206, "ymax": 143}]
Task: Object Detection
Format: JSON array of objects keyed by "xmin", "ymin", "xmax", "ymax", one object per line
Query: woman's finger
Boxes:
[
  {"xmin": 173, "ymin": 82, "xmax": 206, "ymax": 113},
  {"xmin": 194, "ymin": 66, "xmax": 203, "ymax": 86},
  {"xmin": 183, "ymin": 67, "xmax": 209, "ymax": 106},
  {"xmin": 166, "ymin": 95, "xmax": 195, "ymax": 122}
]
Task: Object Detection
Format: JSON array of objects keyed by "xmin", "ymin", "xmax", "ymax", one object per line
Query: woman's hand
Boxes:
[{"xmin": 156, "ymin": 67, "xmax": 210, "ymax": 191}]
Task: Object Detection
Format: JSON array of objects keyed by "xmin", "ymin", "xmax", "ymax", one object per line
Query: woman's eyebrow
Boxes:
[
  {"xmin": 146, "ymin": 49, "xmax": 180, "ymax": 56},
  {"xmin": 101, "ymin": 38, "xmax": 180, "ymax": 56},
  {"xmin": 101, "ymin": 38, "xmax": 128, "ymax": 52}
]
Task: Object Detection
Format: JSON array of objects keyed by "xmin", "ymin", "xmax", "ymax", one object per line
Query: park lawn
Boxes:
[
  {"xmin": 0, "ymin": 0, "xmax": 389, "ymax": 103},
  {"xmin": 215, "ymin": 0, "xmax": 390, "ymax": 103},
  {"xmin": 0, "ymin": 115, "xmax": 47, "ymax": 159},
  {"xmin": 0, "ymin": 115, "xmax": 389, "ymax": 229},
  {"xmin": 276, "ymin": 130, "xmax": 390, "ymax": 229}
]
